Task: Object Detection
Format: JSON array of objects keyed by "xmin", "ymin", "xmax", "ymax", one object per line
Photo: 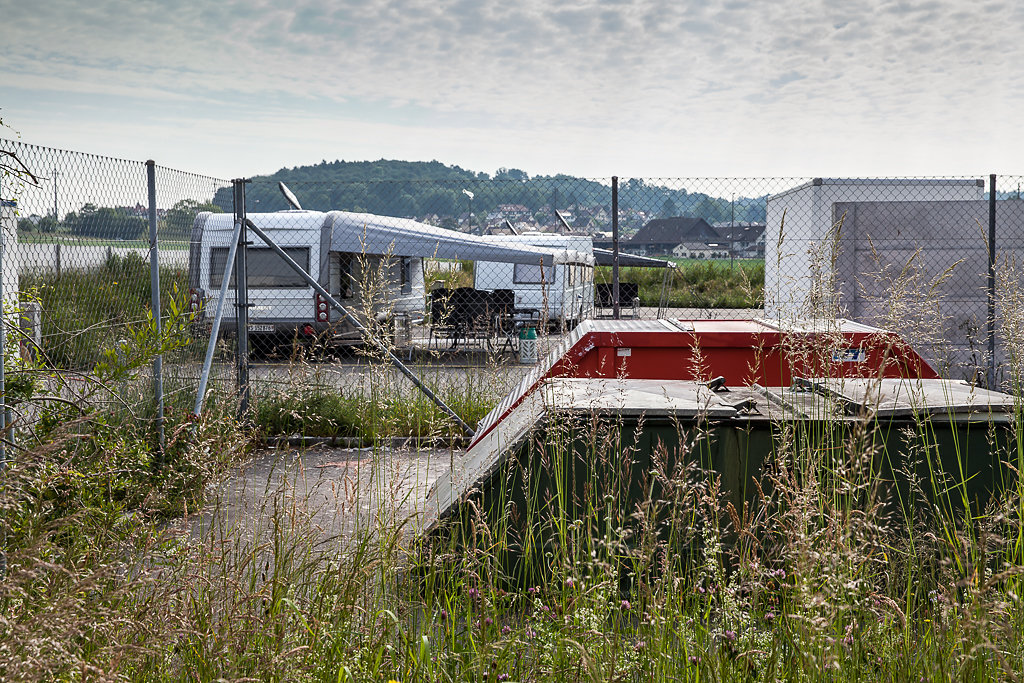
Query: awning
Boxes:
[
  {"xmin": 325, "ymin": 211, "xmax": 559, "ymax": 265},
  {"xmin": 592, "ymin": 248, "xmax": 675, "ymax": 268}
]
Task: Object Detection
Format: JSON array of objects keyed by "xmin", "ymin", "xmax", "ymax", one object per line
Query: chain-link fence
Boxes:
[
  {"xmin": 0, "ymin": 139, "xmax": 231, "ymax": 445},
  {"xmin": 2, "ymin": 137, "xmax": 1023, "ymax": 439}
]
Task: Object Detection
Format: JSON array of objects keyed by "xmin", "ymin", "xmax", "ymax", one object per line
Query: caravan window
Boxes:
[
  {"xmin": 513, "ymin": 263, "xmax": 554, "ymax": 285},
  {"xmin": 401, "ymin": 258, "xmax": 412, "ymax": 295},
  {"xmin": 210, "ymin": 247, "xmax": 311, "ymax": 289}
]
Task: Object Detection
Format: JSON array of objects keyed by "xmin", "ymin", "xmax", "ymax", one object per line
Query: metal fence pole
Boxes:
[
  {"xmin": 0, "ymin": 209, "xmax": 5, "ymax": 472},
  {"xmin": 612, "ymin": 176, "xmax": 620, "ymax": 320},
  {"xmin": 233, "ymin": 179, "xmax": 250, "ymax": 416},
  {"xmin": 194, "ymin": 219, "xmax": 243, "ymax": 415},
  {"xmin": 988, "ymin": 173, "xmax": 997, "ymax": 388},
  {"xmin": 0, "ymin": 202, "xmax": 4, "ymax": 583},
  {"xmin": 146, "ymin": 161, "xmax": 165, "ymax": 453}
]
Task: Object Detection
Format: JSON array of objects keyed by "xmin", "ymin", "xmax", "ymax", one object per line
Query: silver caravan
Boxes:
[{"xmin": 189, "ymin": 210, "xmax": 559, "ymax": 346}]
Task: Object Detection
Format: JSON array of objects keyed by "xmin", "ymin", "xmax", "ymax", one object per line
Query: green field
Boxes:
[
  {"xmin": 598, "ymin": 258, "xmax": 764, "ymax": 308},
  {"xmin": 18, "ymin": 232, "xmax": 188, "ymax": 249}
]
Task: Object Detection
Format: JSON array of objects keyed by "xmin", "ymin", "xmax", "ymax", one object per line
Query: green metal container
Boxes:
[{"xmin": 424, "ymin": 377, "xmax": 1020, "ymax": 584}]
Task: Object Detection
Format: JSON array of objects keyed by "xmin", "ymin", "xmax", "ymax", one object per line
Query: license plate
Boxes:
[{"xmin": 248, "ymin": 324, "xmax": 275, "ymax": 333}]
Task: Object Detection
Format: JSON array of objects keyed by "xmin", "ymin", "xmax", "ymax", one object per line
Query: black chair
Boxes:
[
  {"xmin": 619, "ymin": 282, "xmax": 641, "ymax": 318},
  {"xmin": 492, "ymin": 289, "xmax": 517, "ymax": 353},
  {"xmin": 595, "ymin": 282, "xmax": 640, "ymax": 318}
]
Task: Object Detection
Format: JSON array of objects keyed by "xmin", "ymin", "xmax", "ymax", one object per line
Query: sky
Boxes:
[{"xmin": 2, "ymin": 0, "xmax": 1023, "ymax": 181}]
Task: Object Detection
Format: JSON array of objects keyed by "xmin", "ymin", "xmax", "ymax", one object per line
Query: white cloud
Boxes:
[{"xmin": 2, "ymin": 0, "xmax": 1023, "ymax": 177}]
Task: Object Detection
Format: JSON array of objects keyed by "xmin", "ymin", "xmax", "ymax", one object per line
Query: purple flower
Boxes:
[
  {"xmin": 723, "ymin": 630, "xmax": 737, "ymax": 642},
  {"xmin": 485, "ymin": 617, "xmax": 494, "ymax": 626},
  {"xmin": 467, "ymin": 587, "xmax": 480, "ymax": 598},
  {"xmin": 439, "ymin": 609, "xmax": 448, "ymax": 620},
  {"xmin": 620, "ymin": 600, "xmax": 632, "ymax": 610},
  {"xmin": 528, "ymin": 586, "xmax": 537, "ymax": 595},
  {"xmin": 498, "ymin": 675, "xmax": 510, "ymax": 682},
  {"xmin": 501, "ymin": 625, "xmax": 512, "ymax": 635},
  {"xmin": 689, "ymin": 655, "xmax": 700, "ymax": 664},
  {"xmin": 765, "ymin": 611, "xmax": 775, "ymax": 622},
  {"xmin": 565, "ymin": 577, "xmax": 575, "ymax": 588}
]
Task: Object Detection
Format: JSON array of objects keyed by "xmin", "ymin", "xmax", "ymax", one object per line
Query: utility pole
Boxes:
[{"xmin": 730, "ymin": 193, "xmax": 735, "ymax": 267}]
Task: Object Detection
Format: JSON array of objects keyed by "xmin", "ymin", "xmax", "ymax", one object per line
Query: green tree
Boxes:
[
  {"xmin": 162, "ymin": 199, "xmax": 222, "ymax": 239},
  {"xmin": 661, "ymin": 197, "xmax": 678, "ymax": 218}
]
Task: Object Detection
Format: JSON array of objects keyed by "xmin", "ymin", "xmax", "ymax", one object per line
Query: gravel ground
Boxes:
[{"xmin": 187, "ymin": 445, "xmax": 459, "ymax": 543}]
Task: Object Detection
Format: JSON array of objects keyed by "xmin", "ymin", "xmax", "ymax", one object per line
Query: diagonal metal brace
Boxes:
[{"xmin": 243, "ymin": 218, "xmax": 475, "ymax": 437}]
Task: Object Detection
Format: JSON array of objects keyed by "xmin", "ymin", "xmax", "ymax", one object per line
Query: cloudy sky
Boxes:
[{"xmin": 2, "ymin": 0, "xmax": 1022, "ymax": 180}]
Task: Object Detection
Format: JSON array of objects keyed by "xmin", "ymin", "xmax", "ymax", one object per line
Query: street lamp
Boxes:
[{"xmin": 462, "ymin": 188, "xmax": 474, "ymax": 234}]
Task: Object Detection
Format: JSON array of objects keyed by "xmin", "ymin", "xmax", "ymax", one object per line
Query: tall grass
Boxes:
[
  {"xmin": 4, "ymin": 377, "xmax": 1022, "ymax": 680},
  {"xmin": 5, "ymin": 237, "xmax": 1024, "ymax": 680},
  {"xmin": 20, "ymin": 252, "xmax": 192, "ymax": 369},
  {"xmin": 252, "ymin": 367, "xmax": 500, "ymax": 442}
]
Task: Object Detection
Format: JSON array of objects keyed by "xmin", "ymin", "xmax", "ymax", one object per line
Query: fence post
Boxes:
[
  {"xmin": 988, "ymin": 173, "xmax": 997, "ymax": 388},
  {"xmin": 612, "ymin": 176, "xmax": 620, "ymax": 320},
  {"xmin": 55, "ymin": 243, "xmax": 61, "ymax": 276},
  {"xmin": 233, "ymin": 179, "xmax": 250, "ymax": 417},
  {"xmin": 0, "ymin": 200, "xmax": 4, "ymax": 583},
  {"xmin": 146, "ymin": 161, "xmax": 165, "ymax": 454},
  {"xmin": 0, "ymin": 205, "xmax": 5, "ymax": 473}
]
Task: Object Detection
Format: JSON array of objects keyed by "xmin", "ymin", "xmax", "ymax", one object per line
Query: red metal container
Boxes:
[{"xmin": 470, "ymin": 318, "xmax": 937, "ymax": 449}]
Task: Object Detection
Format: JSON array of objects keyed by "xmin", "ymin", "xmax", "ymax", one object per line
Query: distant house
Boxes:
[
  {"xmin": 712, "ymin": 222, "xmax": 766, "ymax": 258},
  {"xmin": 626, "ymin": 217, "xmax": 719, "ymax": 255},
  {"xmin": 672, "ymin": 241, "xmax": 730, "ymax": 260},
  {"xmin": 497, "ymin": 204, "xmax": 532, "ymax": 221}
]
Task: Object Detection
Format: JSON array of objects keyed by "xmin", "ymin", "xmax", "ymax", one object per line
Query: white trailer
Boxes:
[
  {"xmin": 189, "ymin": 210, "xmax": 559, "ymax": 347},
  {"xmin": 473, "ymin": 233, "xmax": 596, "ymax": 330}
]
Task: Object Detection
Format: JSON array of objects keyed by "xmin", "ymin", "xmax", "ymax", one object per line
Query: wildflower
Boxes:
[
  {"xmin": 467, "ymin": 587, "xmax": 480, "ymax": 599},
  {"xmin": 723, "ymin": 630, "xmax": 737, "ymax": 642},
  {"xmin": 501, "ymin": 625, "xmax": 512, "ymax": 635},
  {"xmin": 765, "ymin": 611, "xmax": 775, "ymax": 622},
  {"xmin": 439, "ymin": 609, "xmax": 447, "ymax": 620},
  {"xmin": 528, "ymin": 586, "xmax": 537, "ymax": 595},
  {"xmin": 634, "ymin": 640, "xmax": 646, "ymax": 652},
  {"xmin": 498, "ymin": 675, "xmax": 510, "ymax": 682},
  {"xmin": 688, "ymin": 655, "xmax": 700, "ymax": 664},
  {"xmin": 485, "ymin": 617, "xmax": 494, "ymax": 626},
  {"xmin": 565, "ymin": 577, "xmax": 575, "ymax": 588},
  {"xmin": 621, "ymin": 599, "xmax": 632, "ymax": 610}
]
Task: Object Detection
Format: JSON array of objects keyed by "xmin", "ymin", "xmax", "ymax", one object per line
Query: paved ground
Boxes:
[{"xmin": 188, "ymin": 445, "xmax": 458, "ymax": 543}]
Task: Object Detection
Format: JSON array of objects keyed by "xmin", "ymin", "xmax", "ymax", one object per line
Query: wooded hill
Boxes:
[{"xmin": 214, "ymin": 160, "xmax": 768, "ymax": 230}]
